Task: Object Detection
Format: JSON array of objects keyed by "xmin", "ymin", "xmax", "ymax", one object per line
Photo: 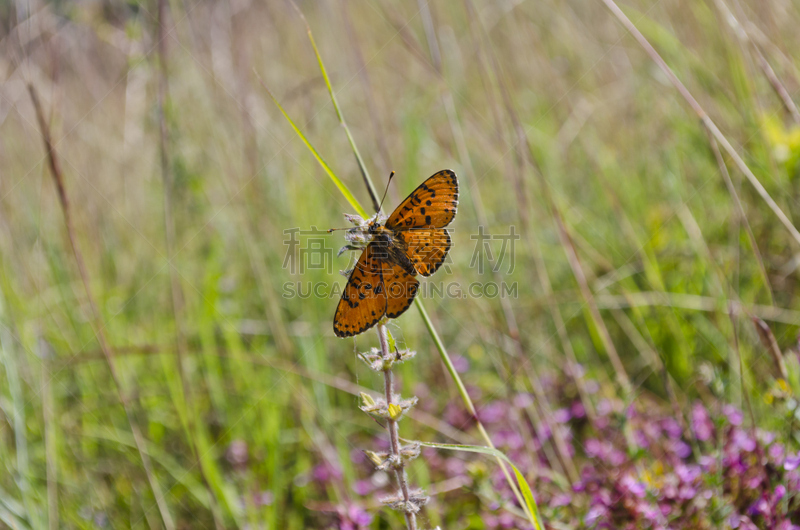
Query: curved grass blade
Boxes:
[
  {"xmin": 290, "ymin": 2, "xmax": 382, "ymax": 213},
  {"xmin": 259, "ymin": 12, "xmax": 543, "ymax": 528},
  {"xmin": 409, "ymin": 439, "xmax": 544, "ymax": 530},
  {"xmin": 255, "ymin": 72, "xmax": 368, "ymax": 219},
  {"xmin": 415, "ymin": 299, "xmax": 536, "ymax": 524}
]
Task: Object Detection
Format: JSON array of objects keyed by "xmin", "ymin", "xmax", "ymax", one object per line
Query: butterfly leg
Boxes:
[{"xmin": 337, "ymin": 244, "xmax": 365, "ymax": 257}]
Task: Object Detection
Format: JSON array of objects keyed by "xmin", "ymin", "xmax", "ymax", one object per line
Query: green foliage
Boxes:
[{"xmin": 1, "ymin": 0, "xmax": 799, "ymax": 528}]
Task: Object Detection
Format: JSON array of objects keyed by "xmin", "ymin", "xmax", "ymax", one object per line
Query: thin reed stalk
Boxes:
[
  {"xmin": 461, "ymin": 4, "xmax": 631, "ymax": 393},
  {"xmin": 416, "ymin": 0, "xmax": 580, "ymax": 488},
  {"xmin": 154, "ymin": 1, "xmax": 226, "ymax": 526},
  {"xmin": 599, "ymin": 0, "xmax": 800, "ymax": 249},
  {"xmin": 290, "ymin": 1, "xmax": 381, "ymax": 213},
  {"xmin": 711, "ymin": 0, "xmax": 800, "ymax": 126},
  {"xmin": 416, "ymin": 301, "xmax": 538, "ymax": 525},
  {"xmin": 0, "ymin": 293, "xmax": 36, "ymax": 525},
  {"xmin": 39, "ymin": 338, "xmax": 58, "ymax": 530},
  {"xmin": 547, "ymin": 197, "xmax": 632, "ymax": 394},
  {"xmin": 340, "ymin": 0, "xmax": 394, "ymax": 181},
  {"xmin": 705, "ymin": 126, "xmax": 774, "ymax": 306},
  {"xmin": 463, "ymin": 0, "xmax": 598, "ymax": 426},
  {"xmin": 27, "ymin": 83, "xmax": 176, "ymax": 530}
]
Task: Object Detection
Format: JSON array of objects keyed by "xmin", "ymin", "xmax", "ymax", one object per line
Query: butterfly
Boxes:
[{"xmin": 333, "ymin": 170, "xmax": 459, "ymax": 337}]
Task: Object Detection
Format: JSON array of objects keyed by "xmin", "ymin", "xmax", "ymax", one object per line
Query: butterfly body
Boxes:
[
  {"xmin": 367, "ymin": 224, "xmax": 416, "ymax": 276},
  {"xmin": 333, "ymin": 170, "xmax": 459, "ymax": 337}
]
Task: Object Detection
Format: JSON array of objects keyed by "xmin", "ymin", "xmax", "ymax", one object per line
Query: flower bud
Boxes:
[
  {"xmin": 363, "ymin": 450, "xmax": 384, "ymax": 467},
  {"xmin": 360, "ymin": 392, "xmax": 376, "ymax": 408},
  {"xmin": 388, "ymin": 403, "xmax": 403, "ymax": 421}
]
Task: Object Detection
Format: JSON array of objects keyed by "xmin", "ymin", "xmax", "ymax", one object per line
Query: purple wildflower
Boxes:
[
  {"xmin": 723, "ymin": 404, "xmax": 744, "ymax": 426},
  {"xmin": 450, "ymin": 354, "xmax": 470, "ymax": 373},
  {"xmin": 513, "ymin": 392, "xmax": 534, "ymax": 408},
  {"xmin": 773, "ymin": 484, "xmax": 786, "ymax": 504},
  {"xmin": 769, "ymin": 442, "xmax": 785, "ymax": 462},
  {"xmin": 571, "ymin": 401, "xmax": 586, "ymax": 419},
  {"xmin": 312, "ymin": 463, "xmax": 342, "ymax": 482},
  {"xmin": 550, "ymin": 493, "xmax": 571, "ymax": 507},
  {"xmin": 339, "ymin": 504, "xmax": 372, "ymax": 530},
  {"xmin": 661, "ymin": 417, "xmax": 682, "ymax": 439},
  {"xmin": 478, "ymin": 401, "xmax": 507, "ymax": 423},
  {"xmin": 732, "ymin": 429, "xmax": 757, "ymax": 452},
  {"xmin": 784, "ymin": 452, "xmax": 800, "ymax": 471},
  {"xmin": 347, "ymin": 504, "xmax": 372, "ymax": 527},
  {"xmin": 353, "ymin": 480, "xmax": 372, "ymax": 496},
  {"xmin": 553, "ymin": 408, "xmax": 571, "ymax": 423},
  {"xmin": 620, "ymin": 474, "xmax": 646, "ymax": 498},
  {"xmin": 691, "ymin": 402, "xmax": 713, "ymax": 441},
  {"xmin": 226, "ymin": 440, "xmax": 248, "ymax": 470}
]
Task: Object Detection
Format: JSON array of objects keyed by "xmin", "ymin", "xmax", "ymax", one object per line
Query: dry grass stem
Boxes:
[
  {"xmin": 600, "ymin": 0, "xmax": 800, "ymax": 248},
  {"xmin": 27, "ymin": 82, "xmax": 176, "ymax": 530}
]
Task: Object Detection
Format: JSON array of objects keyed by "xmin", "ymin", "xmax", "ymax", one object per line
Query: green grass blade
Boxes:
[
  {"xmin": 293, "ymin": 5, "xmax": 382, "ymax": 212},
  {"xmin": 410, "ymin": 439, "xmax": 545, "ymax": 530},
  {"xmin": 255, "ymin": 72, "xmax": 368, "ymax": 219},
  {"xmin": 415, "ymin": 299, "xmax": 535, "ymax": 524},
  {"xmin": 0, "ymin": 489, "xmax": 30, "ymax": 530},
  {"xmin": 83, "ymin": 426, "xmax": 223, "ymax": 513},
  {"xmin": 415, "ymin": 299, "xmax": 473, "ymax": 414},
  {"xmin": 259, "ymin": 19, "xmax": 538, "ymax": 525}
]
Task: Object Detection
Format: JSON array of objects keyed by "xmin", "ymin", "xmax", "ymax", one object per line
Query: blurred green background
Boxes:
[{"xmin": 1, "ymin": 0, "xmax": 799, "ymax": 528}]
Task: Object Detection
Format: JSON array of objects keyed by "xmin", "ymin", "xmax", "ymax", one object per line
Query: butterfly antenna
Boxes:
[
  {"xmin": 377, "ymin": 171, "xmax": 395, "ymax": 213},
  {"xmin": 327, "ymin": 227, "xmax": 352, "ymax": 233}
]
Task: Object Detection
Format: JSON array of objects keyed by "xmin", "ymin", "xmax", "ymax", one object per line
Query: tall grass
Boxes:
[{"xmin": 1, "ymin": 0, "xmax": 799, "ymax": 528}]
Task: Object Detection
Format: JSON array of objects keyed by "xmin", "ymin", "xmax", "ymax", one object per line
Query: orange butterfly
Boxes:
[{"xmin": 333, "ymin": 170, "xmax": 459, "ymax": 337}]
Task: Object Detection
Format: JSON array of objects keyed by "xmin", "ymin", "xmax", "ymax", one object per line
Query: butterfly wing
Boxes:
[
  {"xmin": 382, "ymin": 260, "xmax": 420, "ymax": 318},
  {"xmin": 385, "ymin": 170, "xmax": 459, "ymax": 230},
  {"xmin": 397, "ymin": 228, "xmax": 452, "ymax": 277},
  {"xmin": 334, "ymin": 170, "xmax": 458, "ymax": 333},
  {"xmin": 333, "ymin": 244, "xmax": 387, "ymax": 337}
]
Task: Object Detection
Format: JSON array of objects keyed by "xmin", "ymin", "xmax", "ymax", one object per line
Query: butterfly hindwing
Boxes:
[
  {"xmin": 398, "ymin": 228, "xmax": 451, "ymax": 277},
  {"xmin": 333, "ymin": 244, "xmax": 387, "ymax": 337},
  {"xmin": 386, "ymin": 170, "xmax": 458, "ymax": 230},
  {"xmin": 382, "ymin": 260, "xmax": 420, "ymax": 318},
  {"xmin": 333, "ymin": 170, "xmax": 459, "ymax": 337}
]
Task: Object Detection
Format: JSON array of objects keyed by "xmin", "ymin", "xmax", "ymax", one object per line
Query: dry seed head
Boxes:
[{"xmin": 380, "ymin": 488, "xmax": 429, "ymax": 514}]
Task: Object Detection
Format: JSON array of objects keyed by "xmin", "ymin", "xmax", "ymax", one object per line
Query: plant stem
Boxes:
[
  {"xmin": 415, "ymin": 300, "xmax": 536, "ymax": 524},
  {"xmin": 377, "ymin": 323, "xmax": 417, "ymax": 530}
]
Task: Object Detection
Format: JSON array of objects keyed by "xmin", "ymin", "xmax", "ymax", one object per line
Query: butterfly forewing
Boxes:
[
  {"xmin": 382, "ymin": 261, "xmax": 420, "ymax": 318},
  {"xmin": 398, "ymin": 228, "xmax": 452, "ymax": 277},
  {"xmin": 386, "ymin": 170, "xmax": 459, "ymax": 229},
  {"xmin": 333, "ymin": 244, "xmax": 387, "ymax": 337},
  {"xmin": 333, "ymin": 170, "xmax": 458, "ymax": 337}
]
